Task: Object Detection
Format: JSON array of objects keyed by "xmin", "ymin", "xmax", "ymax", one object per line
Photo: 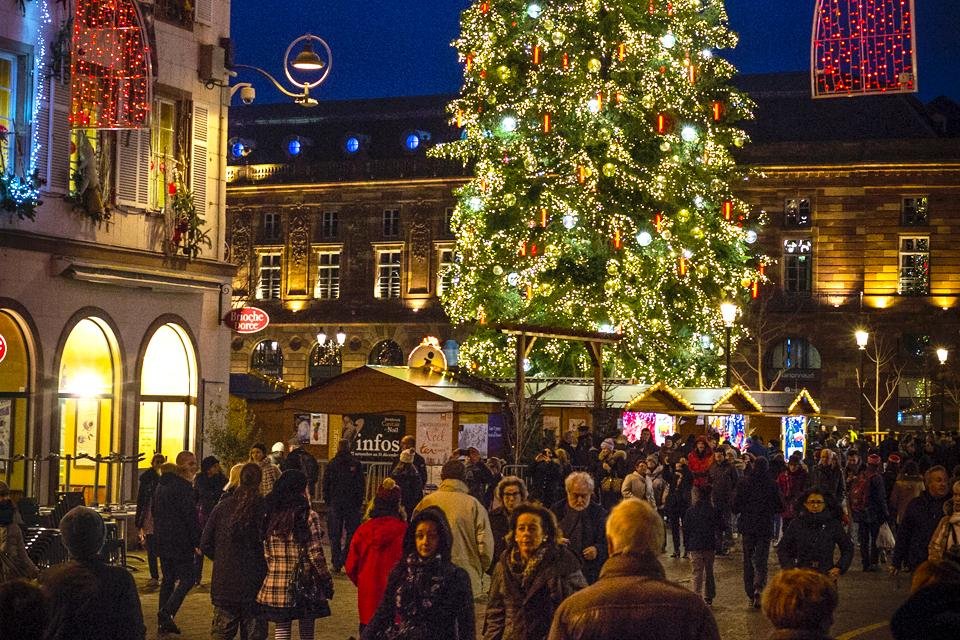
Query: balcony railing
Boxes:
[{"xmin": 227, "ymin": 157, "xmax": 471, "ymax": 185}]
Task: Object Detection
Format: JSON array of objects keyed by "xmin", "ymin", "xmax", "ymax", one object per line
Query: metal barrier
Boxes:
[
  {"xmin": 502, "ymin": 464, "xmax": 532, "ymax": 486},
  {"xmin": 314, "ymin": 460, "xmax": 394, "ymax": 505}
]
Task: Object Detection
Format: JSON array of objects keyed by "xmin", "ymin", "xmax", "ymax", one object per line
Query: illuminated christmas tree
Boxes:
[{"xmin": 434, "ymin": 0, "xmax": 765, "ymax": 384}]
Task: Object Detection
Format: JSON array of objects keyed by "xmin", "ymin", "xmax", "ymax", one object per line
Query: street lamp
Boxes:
[
  {"xmin": 937, "ymin": 347, "xmax": 948, "ymax": 428},
  {"xmin": 231, "ymin": 33, "xmax": 332, "ymax": 106},
  {"xmin": 720, "ymin": 301, "xmax": 738, "ymax": 387},
  {"xmin": 855, "ymin": 329, "xmax": 869, "ymax": 428},
  {"xmin": 335, "ymin": 327, "xmax": 347, "ymax": 347},
  {"xmin": 316, "ymin": 327, "xmax": 347, "ymax": 349}
]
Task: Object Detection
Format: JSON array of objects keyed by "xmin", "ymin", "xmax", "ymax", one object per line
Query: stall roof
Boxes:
[{"xmin": 369, "ymin": 366, "xmax": 505, "ymax": 404}]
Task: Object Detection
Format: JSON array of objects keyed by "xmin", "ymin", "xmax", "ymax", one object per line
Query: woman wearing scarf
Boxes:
[
  {"xmin": 257, "ymin": 470, "xmax": 333, "ymax": 640},
  {"xmin": 777, "ymin": 489, "xmax": 853, "ymax": 581},
  {"xmin": 928, "ymin": 479, "xmax": 960, "ymax": 561},
  {"xmin": 362, "ymin": 506, "xmax": 474, "ymax": 640},
  {"xmin": 483, "ymin": 503, "xmax": 585, "ymax": 640},
  {"xmin": 687, "ymin": 436, "xmax": 715, "ymax": 490}
]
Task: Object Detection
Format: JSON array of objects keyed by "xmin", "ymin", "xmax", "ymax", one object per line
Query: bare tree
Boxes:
[
  {"xmin": 733, "ymin": 291, "xmax": 800, "ymax": 391},
  {"xmin": 856, "ymin": 334, "xmax": 904, "ymax": 431},
  {"xmin": 506, "ymin": 383, "xmax": 550, "ymax": 466}
]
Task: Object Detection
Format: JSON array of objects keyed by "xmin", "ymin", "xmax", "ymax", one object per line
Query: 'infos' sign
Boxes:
[{"xmin": 224, "ymin": 307, "xmax": 270, "ymax": 334}]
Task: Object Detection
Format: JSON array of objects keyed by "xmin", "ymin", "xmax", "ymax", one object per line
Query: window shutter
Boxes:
[
  {"xmin": 47, "ymin": 80, "xmax": 72, "ymax": 194},
  {"xmin": 195, "ymin": 0, "xmax": 214, "ymax": 26},
  {"xmin": 33, "ymin": 75, "xmax": 51, "ymax": 187},
  {"xmin": 115, "ymin": 128, "xmax": 150, "ymax": 209},
  {"xmin": 190, "ymin": 103, "xmax": 209, "ymax": 221}
]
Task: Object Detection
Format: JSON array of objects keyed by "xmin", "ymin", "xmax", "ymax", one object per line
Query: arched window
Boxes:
[
  {"xmin": 368, "ymin": 340, "xmax": 403, "ymax": 366},
  {"xmin": 308, "ymin": 342, "xmax": 342, "ymax": 385},
  {"xmin": 251, "ymin": 340, "xmax": 284, "ymax": 379},
  {"xmin": 58, "ymin": 317, "xmax": 120, "ymax": 504},
  {"xmin": 138, "ymin": 323, "xmax": 198, "ymax": 468},
  {"xmin": 764, "ymin": 337, "xmax": 822, "ymax": 389},
  {"xmin": 0, "ymin": 309, "xmax": 33, "ymax": 494}
]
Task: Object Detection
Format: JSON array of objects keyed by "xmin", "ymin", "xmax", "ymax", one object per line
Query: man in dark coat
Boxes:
[
  {"xmin": 41, "ymin": 506, "xmax": 146, "ymax": 640},
  {"xmin": 134, "ymin": 453, "xmax": 165, "ymax": 587},
  {"xmin": 283, "ymin": 438, "xmax": 320, "ymax": 499},
  {"xmin": 548, "ymin": 498, "xmax": 719, "ymax": 640},
  {"xmin": 732, "ymin": 456, "xmax": 784, "ymax": 607},
  {"xmin": 709, "ymin": 445, "xmax": 740, "ymax": 554},
  {"xmin": 395, "ymin": 435, "xmax": 428, "ymax": 488},
  {"xmin": 551, "ymin": 471, "xmax": 608, "ymax": 584},
  {"xmin": 850, "ymin": 454, "xmax": 891, "ymax": 571},
  {"xmin": 323, "ymin": 438, "xmax": 366, "ymax": 573},
  {"xmin": 463, "ymin": 446, "xmax": 495, "ymax": 507},
  {"xmin": 152, "ymin": 451, "xmax": 201, "ymax": 635},
  {"xmin": 892, "ymin": 465, "xmax": 950, "ymax": 572}
]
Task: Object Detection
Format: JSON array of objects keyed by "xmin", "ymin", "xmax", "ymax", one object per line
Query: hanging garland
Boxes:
[{"xmin": 0, "ymin": 170, "xmax": 43, "ymax": 220}]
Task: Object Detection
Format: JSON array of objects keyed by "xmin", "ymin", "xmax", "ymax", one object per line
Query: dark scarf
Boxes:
[
  {"xmin": 391, "ymin": 552, "xmax": 452, "ymax": 636},
  {"xmin": 507, "ymin": 545, "xmax": 548, "ymax": 591}
]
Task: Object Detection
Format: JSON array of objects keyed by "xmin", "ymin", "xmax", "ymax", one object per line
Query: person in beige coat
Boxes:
[
  {"xmin": 415, "ymin": 458, "xmax": 494, "ymax": 598},
  {"xmin": 621, "ymin": 458, "xmax": 653, "ymax": 505},
  {"xmin": 928, "ymin": 479, "xmax": 960, "ymax": 562}
]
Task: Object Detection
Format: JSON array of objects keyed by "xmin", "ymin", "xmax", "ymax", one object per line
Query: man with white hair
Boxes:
[
  {"xmin": 551, "ymin": 471, "xmax": 608, "ymax": 584},
  {"xmin": 548, "ymin": 498, "xmax": 719, "ymax": 640}
]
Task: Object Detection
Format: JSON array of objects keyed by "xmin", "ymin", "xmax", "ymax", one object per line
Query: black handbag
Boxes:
[{"xmin": 287, "ymin": 546, "xmax": 333, "ymax": 617}]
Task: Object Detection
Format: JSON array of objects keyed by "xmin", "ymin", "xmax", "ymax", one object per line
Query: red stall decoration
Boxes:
[
  {"xmin": 811, "ymin": 0, "xmax": 917, "ymax": 98},
  {"xmin": 70, "ymin": 0, "xmax": 152, "ymax": 129}
]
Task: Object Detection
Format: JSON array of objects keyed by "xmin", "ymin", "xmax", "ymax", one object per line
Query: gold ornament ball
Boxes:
[
  {"xmin": 493, "ymin": 265, "xmax": 504, "ymax": 275},
  {"xmin": 581, "ymin": 165, "xmax": 593, "ymax": 177},
  {"xmin": 607, "ymin": 261, "xmax": 619, "ymax": 275},
  {"xmin": 587, "ymin": 58, "xmax": 602, "ymax": 73},
  {"xmin": 659, "ymin": 141, "xmax": 671, "ymax": 152},
  {"xmin": 691, "ymin": 226, "xmax": 705, "ymax": 240},
  {"xmin": 497, "ymin": 65, "xmax": 512, "ymax": 82},
  {"xmin": 542, "ymin": 18, "xmax": 555, "ymax": 31},
  {"xmin": 486, "ymin": 94, "xmax": 498, "ymax": 105},
  {"xmin": 503, "ymin": 193, "xmax": 517, "ymax": 206},
  {"xmin": 640, "ymin": 94, "xmax": 655, "ymax": 109},
  {"xmin": 602, "ymin": 162, "xmax": 617, "ymax": 177},
  {"xmin": 696, "ymin": 264, "xmax": 709, "ymax": 276},
  {"xmin": 740, "ymin": 277, "xmax": 752, "ymax": 287},
  {"xmin": 662, "ymin": 229, "xmax": 673, "ymax": 240},
  {"xmin": 676, "ymin": 208, "xmax": 691, "ymax": 222},
  {"xmin": 552, "ymin": 31, "xmax": 566, "ymax": 45},
  {"xmin": 524, "ymin": 157, "xmax": 537, "ymax": 172}
]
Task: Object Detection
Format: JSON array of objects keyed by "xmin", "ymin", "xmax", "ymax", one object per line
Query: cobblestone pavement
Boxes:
[{"xmin": 134, "ymin": 544, "xmax": 907, "ymax": 640}]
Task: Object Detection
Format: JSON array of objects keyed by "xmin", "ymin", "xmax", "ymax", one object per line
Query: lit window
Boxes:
[
  {"xmin": 437, "ymin": 248, "xmax": 455, "ymax": 296},
  {"xmin": 320, "ymin": 211, "xmax": 338, "ymax": 238},
  {"xmin": 251, "ymin": 340, "xmax": 284, "ymax": 379},
  {"xmin": 383, "ymin": 208, "xmax": 400, "ymax": 237},
  {"xmin": 315, "ymin": 250, "xmax": 340, "ymax": 300},
  {"xmin": 0, "ymin": 51, "xmax": 23, "ymax": 174},
  {"xmin": 901, "ymin": 197, "xmax": 928, "ymax": 226},
  {"xmin": 287, "ymin": 138, "xmax": 301, "ymax": 156},
  {"xmin": 375, "ymin": 250, "xmax": 402, "ymax": 299},
  {"xmin": 782, "ymin": 238, "xmax": 812, "ymax": 293},
  {"xmin": 345, "ymin": 136, "xmax": 360, "ymax": 154},
  {"xmin": 899, "ymin": 235, "xmax": 929, "ymax": 295},
  {"xmin": 256, "ymin": 253, "xmax": 282, "ymax": 300},
  {"xmin": 784, "ymin": 198, "xmax": 811, "ymax": 227},
  {"xmin": 404, "ymin": 133, "xmax": 420, "ymax": 151},
  {"xmin": 150, "ymin": 98, "xmax": 177, "ymax": 210}
]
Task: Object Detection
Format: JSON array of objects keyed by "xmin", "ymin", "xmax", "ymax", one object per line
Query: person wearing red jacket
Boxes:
[
  {"xmin": 345, "ymin": 479, "xmax": 408, "ymax": 634},
  {"xmin": 777, "ymin": 452, "xmax": 809, "ymax": 534},
  {"xmin": 687, "ymin": 436, "xmax": 715, "ymax": 490}
]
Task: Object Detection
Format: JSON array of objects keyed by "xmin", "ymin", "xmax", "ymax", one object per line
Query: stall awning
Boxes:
[{"xmin": 625, "ymin": 382, "xmax": 694, "ymax": 413}]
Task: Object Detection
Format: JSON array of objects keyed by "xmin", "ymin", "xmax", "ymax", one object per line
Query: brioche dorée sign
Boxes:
[
  {"xmin": 224, "ymin": 307, "xmax": 270, "ymax": 334},
  {"xmin": 0, "ymin": 334, "xmax": 6, "ymax": 364}
]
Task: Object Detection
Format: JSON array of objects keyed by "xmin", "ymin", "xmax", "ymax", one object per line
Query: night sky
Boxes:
[{"xmin": 229, "ymin": 1, "xmax": 959, "ymax": 104}]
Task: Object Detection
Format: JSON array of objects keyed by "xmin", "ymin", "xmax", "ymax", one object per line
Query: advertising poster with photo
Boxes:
[
  {"xmin": 340, "ymin": 414, "xmax": 404, "ymax": 463},
  {"xmin": 294, "ymin": 413, "xmax": 312, "ymax": 444},
  {"xmin": 710, "ymin": 414, "xmax": 748, "ymax": 451},
  {"xmin": 458, "ymin": 421, "xmax": 487, "ymax": 458},
  {"xmin": 0, "ymin": 399, "xmax": 10, "ymax": 472},
  {"xmin": 621, "ymin": 412, "xmax": 675, "ymax": 445},
  {"xmin": 309, "ymin": 413, "xmax": 328, "ymax": 445},
  {"xmin": 416, "ymin": 401, "xmax": 454, "ymax": 467},
  {"xmin": 782, "ymin": 416, "xmax": 807, "ymax": 460}
]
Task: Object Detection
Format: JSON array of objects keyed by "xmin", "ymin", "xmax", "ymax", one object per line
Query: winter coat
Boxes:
[
  {"xmin": 890, "ymin": 581, "xmax": 960, "ymax": 640},
  {"xmin": 151, "ymin": 472, "xmax": 201, "ymax": 560},
  {"xmin": 889, "ymin": 476, "xmax": 924, "ymax": 524},
  {"xmin": 892, "ymin": 491, "xmax": 949, "ymax": 571},
  {"xmin": 687, "ymin": 440, "xmax": 715, "ymax": 489},
  {"xmin": 546, "ymin": 552, "xmax": 720, "ymax": 640},
  {"xmin": 529, "ymin": 459, "xmax": 563, "ymax": 507},
  {"xmin": 927, "ymin": 509, "xmax": 960, "ymax": 562},
  {"xmin": 391, "ymin": 464, "xmax": 423, "ymax": 518},
  {"xmin": 550, "ymin": 499, "xmax": 608, "ymax": 584},
  {"xmin": 199, "ymin": 493, "xmax": 267, "ymax": 607},
  {"xmin": 195, "ymin": 471, "xmax": 227, "ymax": 524},
  {"xmin": 465, "ymin": 460, "xmax": 496, "ymax": 507},
  {"xmin": 664, "ymin": 466, "xmax": 693, "ymax": 519},
  {"xmin": 596, "ymin": 450, "xmax": 627, "ymax": 509},
  {"xmin": 284, "ymin": 447, "xmax": 320, "ymax": 495},
  {"xmin": 683, "ymin": 499, "xmax": 721, "ymax": 552},
  {"xmin": 257, "ymin": 460, "xmax": 281, "ymax": 496},
  {"xmin": 323, "ymin": 451, "xmax": 366, "ymax": 511},
  {"xmin": 850, "ymin": 470, "xmax": 890, "ymax": 525},
  {"xmin": 646, "ymin": 463, "xmax": 669, "ymax": 511},
  {"xmin": 709, "ymin": 460, "xmax": 740, "ymax": 510},
  {"xmin": 806, "ymin": 463, "xmax": 845, "ymax": 501},
  {"xmin": 732, "ymin": 460, "xmax": 784, "ymax": 538},
  {"xmin": 777, "ymin": 467, "xmax": 809, "ymax": 521},
  {"xmin": 256, "ymin": 509, "xmax": 332, "ymax": 614},
  {"xmin": 414, "ymin": 478, "xmax": 494, "ymax": 597},
  {"xmin": 345, "ymin": 515, "xmax": 407, "ymax": 625},
  {"xmin": 483, "ymin": 545, "xmax": 586, "ymax": 640},
  {"xmin": 0, "ymin": 519, "xmax": 38, "ymax": 580},
  {"xmin": 40, "ymin": 559, "xmax": 145, "ymax": 640},
  {"xmin": 489, "ymin": 507, "xmax": 511, "ymax": 573},
  {"xmin": 776, "ymin": 510, "xmax": 853, "ymax": 575},
  {"xmin": 134, "ymin": 467, "xmax": 159, "ymax": 530},
  {"xmin": 620, "ymin": 471, "xmax": 653, "ymax": 503}
]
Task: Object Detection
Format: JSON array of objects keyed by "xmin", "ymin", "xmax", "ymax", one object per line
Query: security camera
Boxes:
[{"xmin": 240, "ymin": 85, "xmax": 256, "ymax": 105}]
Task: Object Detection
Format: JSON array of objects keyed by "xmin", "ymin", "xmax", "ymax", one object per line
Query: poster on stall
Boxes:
[
  {"xmin": 0, "ymin": 399, "xmax": 10, "ymax": 472},
  {"xmin": 710, "ymin": 414, "xmax": 748, "ymax": 451},
  {"xmin": 783, "ymin": 415, "xmax": 807, "ymax": 460},
  {"xmin": 310, "ymin": 413, "xmax": 328, "ymax": 445},
  {"xmin": 621, "ymin": 412, "xmax": 674, "ymax": 445},
  {"xmin": 294, "ymin": 413, "xmax": 312, "ymax": 444},
  {"xmin": 458, "ymin": 422, "xmax": 487, "ymax": 457},
  {"xmin": 339, "ymin": 414, "xmax": 404, "ymax": 463},
  {"xmin": 487, "ymin": 412, "xmax": 506, "ymax": 459},
  {"xmin": 416, "ymin": 401, "xmax": 454, "ymax": 466}
]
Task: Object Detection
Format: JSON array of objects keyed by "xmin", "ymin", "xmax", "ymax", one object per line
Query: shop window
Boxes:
[
  {"xmin": 0, "ymin": 310, "xmax": 32, "ymax": 493},
  {"xmin": 320, "ymin": 211, "xmax": 338, "ymax": 239},
  {"xmin": 0, "ymin": 50, "xmax": 26, "ymax": 175},
  {"xmin": 898, "ymin": 235, "xmax": 929, "ymax": 295},
  {"xmin": 58, "ymin": 317, "xmax": 120, "ymax": 504},
  {"xmin": 383, "ymin": 208, "xmax": 400, "ymax": 237},
  {"xmin": 375, "ymin": 249, "xmax": 402, "ymax": 299},
  {"xmin": 901, "ymin": 197, "xmax": 928, "ymax": 226},
  {"xmin": 256, "ymin": 253, "xmax": 282, "ymax": 300},
  {"xmin": 251, "ymin": 340, "xmax": 283, "ymax": 379},
  {"xmin": 784, "ymin": 198, "xmax": 811, "ymax": 228},
  {"xmin": 138, "ymin": 323, "xmax": 197, "ymax": 468},
  {"xmin": 782, "ymin": 238, "xmax": 812, "ymax": 293},
  {"xmin": 308, "ymin": 342, "xmax": 342, "ymax": 384},
  {"xmin": 314, "ymin": 250, "xmax": 341, "ymax": 300},
  {"xmin": 764, "ymin": 337, "xmax": 821, "ymax": 389},
  {"xmin": 437, "ymin": 247, "xmax": 455, "ymax": 296},
  {"xmin": 368, "ymin": 340, "xmax": 404, "ymax": 366},
  {"xmin": 897, "ymin": 375, "xmax": 930, "ymax": 427}
]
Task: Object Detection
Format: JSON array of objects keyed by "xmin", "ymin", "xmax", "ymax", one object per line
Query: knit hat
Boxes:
[
  {"xmin": 601, "ymin": 438, "xmax": 616, "ymax": 451},
  {"xmin": 888, "ymin": 453, "xmax": 901, "ymax": 464},
  {"xmin": 399, "ymin": 449, "xmax": 414, "ymax": 464},
  {"xmin": 271, "ymin": 442, "xmax": 285, "ymax": 454},
  {"xmin": 200, "ymin": 455, "xmax": 220, "ymax": 474},
  {"xmin": 375, "ymin": 478, "xmax": 402, "ymax": 508},
  {"xmin": 867, "ymin": 453, "xmax": 882, "ymax": 465},
  {"xmin": 441, "ymin": 458, "xmax": 466, "ymax": 481},
  {"xmin": 59, "ymin": 506, "xmax": 105, "ymax": 560}
]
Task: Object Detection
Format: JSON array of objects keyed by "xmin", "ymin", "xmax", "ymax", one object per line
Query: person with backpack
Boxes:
[{"xmin": 849, "ymin": 454, "xmax": 890, "ymax": 571}]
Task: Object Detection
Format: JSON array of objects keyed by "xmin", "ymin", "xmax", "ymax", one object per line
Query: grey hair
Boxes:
[
  {"xmin": 606, "ymin": 498, "xmax": 664, "ymax": 555},
  {"xmin": 495, "ymin": 475, "xmax": 528, "ymax": 502},
  {"xmin": 565, "ymin": 471, "xmax": 595, "ymax": 493}
]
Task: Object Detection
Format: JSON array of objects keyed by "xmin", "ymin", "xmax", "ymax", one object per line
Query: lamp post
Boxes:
[
  {"xmin": 855, "ymin": 329, "xmax": 869, "ymax": 428},
  {"xmin": 937, "ymin": 347, "xmax": 948, "ymax": 428},
  {"xmin": 720, "ymin": 302, "xmax": 738, "ymax": 387},
  {"xmin": 229, "ymin": 33, "xmax": 332, "ymax": 106}
]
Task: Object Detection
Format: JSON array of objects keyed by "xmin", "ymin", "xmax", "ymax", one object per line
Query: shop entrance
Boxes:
[{"xmin": 0, "ymin": 309, "xmax": 33, "ymax": 494}]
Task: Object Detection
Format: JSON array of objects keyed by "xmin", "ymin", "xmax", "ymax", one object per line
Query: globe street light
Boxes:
[
  {"xmin": 231, "ymin": 33, "xmax": 332, "ymax": 106},
  {"xmin": 855, "ymin": 329, "xmax": 869, "ymax": 428},
  {"xmin": 937, "ymin": 347, "xmax": 948, "ymax": 428},
  {"xmin": 720, "ymin": 302, "xmax": 738, "ymax": 387}
]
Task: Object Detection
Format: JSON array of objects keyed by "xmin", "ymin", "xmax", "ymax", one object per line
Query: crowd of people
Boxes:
[{"xmin": 1, "ymin": 426, "xmax": 959, "ymax": 639}]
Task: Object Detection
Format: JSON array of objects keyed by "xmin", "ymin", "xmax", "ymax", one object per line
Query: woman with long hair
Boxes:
[
  {"xmin": 201, "ymin": 462, "xmax": 267, "ymax": 639},
  {"xmin": 257, "ymin": 470, "xmax": 333, "ymax": 640},
  {"xmin": 362, "ymin": 507, "xmax": 474, "ymax": 640},
  {"xmin": 0, "ymin": 481, "xmax": 37, "ymax": 582},
  {"xmin": 777, "ymin": 489, "xmax": 853, "ymax": 581},
  {"xmin": 483, "ymin": 503, "xmax": 585, "ymax": 640},
  {"xmin": 345, "ymin": 478, "xmax": 407, "ymax": 634}
]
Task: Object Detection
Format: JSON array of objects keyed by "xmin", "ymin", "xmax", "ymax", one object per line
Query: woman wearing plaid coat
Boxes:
[{"xmin": 257, "ymin": 470, "xmax": 334, "ymax": 640}]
